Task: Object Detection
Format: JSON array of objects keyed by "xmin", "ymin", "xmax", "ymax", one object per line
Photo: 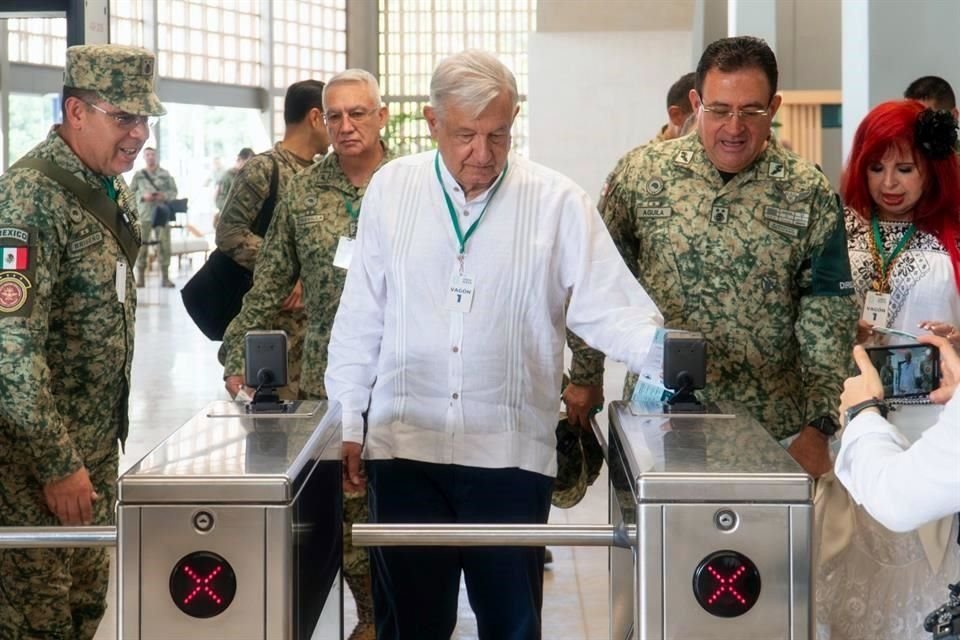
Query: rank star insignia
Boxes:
[{"xmin": 646, "ymin": 178, "xmax": 664, "ymax": 195}]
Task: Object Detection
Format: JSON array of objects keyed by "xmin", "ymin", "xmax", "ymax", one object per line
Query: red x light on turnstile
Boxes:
[
  {"xmin": 169, "ymin": 551, "xmax": 237, "ymax": 618},
  {"xmin": 692, "ymin": 550, "xmax": 762, "ymax": 617}
]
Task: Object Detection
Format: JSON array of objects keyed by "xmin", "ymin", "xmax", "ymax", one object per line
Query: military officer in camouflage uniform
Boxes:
[
  {"xmin": 566, "ymin": 37, "xmax": 858, "ymax": 478},
  {"xmin": 214, "ymin": 147, "xmax": 254, "ymax": 213},
  {"xmin": 651, "ymin": 71, "xmax": 696, "ymax": 144},
  {"xmin": 0, "ymin": 44, "xmax": 163, "ymax": 640},
  {"xmin": 223, "ymin": 69, "xmax": 390, "ymax": 640},
  {"xmin": 215, "ymin": 79, "xmax": 329, "ymax": 399},
  {"xmin": 131, "ymin": 147, "xmax": 178, "ymax": 287}
]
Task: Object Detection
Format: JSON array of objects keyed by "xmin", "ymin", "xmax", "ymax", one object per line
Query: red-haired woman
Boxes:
[
  {"xmin": 817, "ymin": 100, "xmax": 960, "ymax": 640},
  {"xmin": 844, "ymin": 100, "xmax": 960, "ymax": 345}
]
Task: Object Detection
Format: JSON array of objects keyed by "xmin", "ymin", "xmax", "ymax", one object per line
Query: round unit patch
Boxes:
[
  {"xmin": 0, "ymin": 273, "xmax": 30, "ymax": 313},
  {"xmin": 646, "ymin": 178, "xmax": 664, "ymax": 195}
]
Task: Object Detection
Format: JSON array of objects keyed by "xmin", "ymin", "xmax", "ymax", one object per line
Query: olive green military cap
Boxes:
[{"xmin": 64, "ymin": 44, "xmax": 166, "ymax": 116}]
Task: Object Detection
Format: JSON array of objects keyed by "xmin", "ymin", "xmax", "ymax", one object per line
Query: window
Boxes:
[
  {"xmin": 157, "ymin": 0, "xmax": 262, "ymax": 85},
  {"xmin": 110, "ymin": 0, "xmax": 145, "ymax": 47},
  {"xmin": 271, "ymin": 0, "xmax": 347, "ymax": 136},
  {"xmin": 7, "ymin": 18, "xmax": 67, "ymax": 66},
  {"xmin": 378, "ymin": 0, "xmax": 536, "ymax": 156}
]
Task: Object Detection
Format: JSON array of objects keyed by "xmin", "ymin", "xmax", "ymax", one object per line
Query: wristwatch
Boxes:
[
  {"xmin": 808, "ymin": 414, "xmax": 840, "ymax": 437},
  {"xmin": 843, "ymin": 398, "xmax": 890, "ymax": 426}
]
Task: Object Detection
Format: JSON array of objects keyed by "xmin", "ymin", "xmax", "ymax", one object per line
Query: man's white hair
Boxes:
[
  {"xmin": 430, "ymin": 50, "xmax": 518, "ymax": 120},
  {"xmin": 322, "ymin": 68, "xmax": 382, "ymax": 109}
]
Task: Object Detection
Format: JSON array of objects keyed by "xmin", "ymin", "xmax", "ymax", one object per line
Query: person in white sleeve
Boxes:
[
  {"xmin": 837, "ymin": 333, "xmax": 960, "ymax": 533},
  {"xmin": 325, "ymin": 49, "xmax": 663, "ymax": 640}
]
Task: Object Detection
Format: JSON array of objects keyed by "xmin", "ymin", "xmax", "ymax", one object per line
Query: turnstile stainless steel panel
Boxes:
[
  {"xmin": 609, "ymin": 401, "xmax": 812, "ymax": 640},
  {"xmin": 117, "ymin": 400, "xmax": 341, "ymax": 640}
]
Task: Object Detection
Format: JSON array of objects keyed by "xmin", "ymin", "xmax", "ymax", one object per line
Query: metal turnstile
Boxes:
[
  {"xmin": 354, "ymin": 400, "xmax": 813, "ymax": 640},
  {"xmin": 608, "ymin": 401, "xmax": 812, "ymax": 640},
  {"xmin": 0, "ymin": 400, "xmax": 342, "ymax": 640}
]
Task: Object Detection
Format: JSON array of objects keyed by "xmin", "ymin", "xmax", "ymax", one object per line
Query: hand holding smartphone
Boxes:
[{"xmin": 864, "ymin": 343, "xmax": 941, "ymax": 398}]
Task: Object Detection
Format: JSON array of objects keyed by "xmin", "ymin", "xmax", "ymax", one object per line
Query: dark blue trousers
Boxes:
[{"xmin": 365, "ymin": 459, "xmax": 554, "ymax": 640}]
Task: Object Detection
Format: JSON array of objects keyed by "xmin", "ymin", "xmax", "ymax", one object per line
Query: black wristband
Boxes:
[{"xmin": 844, "ymin": 398, "xmax": 889, "ymax": 426}]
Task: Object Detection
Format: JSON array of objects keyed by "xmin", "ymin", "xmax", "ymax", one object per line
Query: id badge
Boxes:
[
  {"xmin": 115, "ymin": 260, "xmax": 127, "ymax": 302},
  {"xmin": 446, "ymin": 272, "xmax": 475, "ymax": 313},
  {"xmin": 333, "ymin": 236, "xmax": 355, "ymax": 270},
  {"xmin": 862, "ymin": 291, "xmax": 890, "ymax": 327}
]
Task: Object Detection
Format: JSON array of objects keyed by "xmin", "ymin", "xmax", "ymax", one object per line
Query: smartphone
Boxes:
[
  {"xmin": 864, "ymin": 343, "xmax": 940, "ymax": 398},
  {"xmin": 870, "ymin": 326, "xmax": 920, "ymax": 341}
]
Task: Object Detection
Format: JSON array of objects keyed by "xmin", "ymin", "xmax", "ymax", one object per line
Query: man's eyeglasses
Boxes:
[
  {"xmin": 698, "ymin": 95, "xmax": 771, "ymax": 122},
  {"xmin": 83, "ymin": 101, "xmax": 156, "ymax": 130},
  {"xmin": 323, "ymin": 106, "xmax": 380, "ymax": 127}
]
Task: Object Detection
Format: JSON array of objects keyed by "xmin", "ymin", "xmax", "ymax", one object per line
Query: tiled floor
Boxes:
[{"xmin": 93, "ymin": 263, "xmax": 627, "ymax": 640}]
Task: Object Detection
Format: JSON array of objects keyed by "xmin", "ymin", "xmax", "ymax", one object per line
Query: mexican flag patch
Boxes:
[{"xmin": 1, "ymin": 246, "xmax": 28, "ymax": 270}]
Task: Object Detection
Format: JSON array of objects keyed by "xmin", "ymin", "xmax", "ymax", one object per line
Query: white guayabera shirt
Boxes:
[{"xmin": 326, "ymin": 150, "xmax": 663, "ymax": 477}]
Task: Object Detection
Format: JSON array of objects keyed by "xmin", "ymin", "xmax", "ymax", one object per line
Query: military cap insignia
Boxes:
[
  {"xmin": 141, "ymin": 58, "xmax": 154, "ymax": 76},
  {"xmin": 674, "ymin": 150, "xmax": 693, "ymax": 165},
  {"xmin": 767, "ymin": 161, "xmax": 787, "ymax": 179},
  {"xmin": 710, "ymin": 206, "xmax": 729, "ymax": 224},
  {"xmin": 645, "ymin": 178, "xmax": 664, "ymax": 195},
  {"xmin": 0, "ymin": 272, "xmax": 31, "ymax": 314}
]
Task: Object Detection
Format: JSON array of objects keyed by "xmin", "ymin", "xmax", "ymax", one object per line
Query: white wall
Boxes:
[
  {"xmin": 527, "ymin": 31, "xmax": 693, "ymax": 200},
  {"xmin": 842, "ymin": 0, "xmax": 960, "ymax": 158}
]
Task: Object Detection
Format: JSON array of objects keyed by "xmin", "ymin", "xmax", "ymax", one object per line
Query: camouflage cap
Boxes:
[
  {"xmin": 551, "ymin": 417, "xmax": 605, "ymax": 509},
  {"xmin": 64, "ymin": 44, "xmax": 165, "ymax": 116}
]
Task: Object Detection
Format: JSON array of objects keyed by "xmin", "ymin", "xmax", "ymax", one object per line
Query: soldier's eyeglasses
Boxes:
[
  {"xmin": 83, "ymin": 101, "xmax": 156, "ymax": 130},
  {"xmin": 698, "ymin": 94, "xmax": 771, "ymax": 122},
  {"xmin": 323, "ymin": 107, "xmax": 380, "ymax": 127}
]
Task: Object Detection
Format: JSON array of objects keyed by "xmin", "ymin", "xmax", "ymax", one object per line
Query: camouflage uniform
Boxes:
[
  {"xmin": 215, "ymin": 166, "xmax": 239, "ymax": 211},
  {"xmin": 0, "ymin": 44, "xmax": 163, "ymax": 640},
  {"xmin": 222, "ymin": 146, "xmax": 392, "ymax": 631},
  {"xmin": 569, "ymin": 134, "xmax": 858, "ymax": 440},
  {"xmin": 215, "ymin": 143, "xmax": 312, "ymax": 398},
  {"xmin": 130, "ymin": 165, "xmax": 177, "ymax": 275}
]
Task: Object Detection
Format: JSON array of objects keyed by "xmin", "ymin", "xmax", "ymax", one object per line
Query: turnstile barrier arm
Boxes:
[
  {"xmin": 0, "ymin": 526, "xmax": 116, "ymax": 548},
  {"xmin": 352, "ymin": 523, "xmax": 634, "ymax": 549}
]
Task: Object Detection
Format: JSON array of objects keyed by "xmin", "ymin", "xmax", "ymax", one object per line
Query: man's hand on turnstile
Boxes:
[
  {"xmin": 562, "ymin": 383, "xmax": 604, "ymax": 429},
  {"xmin": 343, "ymin": 442, "xmax": 365, "ymax": 492},
  {"xmin": 786, "ymin": 428, "xmax": 832, "ymax": 478},
  {"xmin": 225, "ymin": 375, "xmax": 252, "ymax": 400},
  {"xmin": 43, "ymin": 467, "xmax": 98, "ymax": 526}
]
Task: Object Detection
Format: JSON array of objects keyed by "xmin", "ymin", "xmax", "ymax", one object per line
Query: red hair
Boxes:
[{"xmin": 841, "ymin": 99, "xmax": 960, "ymax": 291}]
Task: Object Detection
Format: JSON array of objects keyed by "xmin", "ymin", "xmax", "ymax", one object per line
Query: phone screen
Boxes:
[{"xmin": 865, "ymin": 343, "xmax": 940, "ymax": 398}]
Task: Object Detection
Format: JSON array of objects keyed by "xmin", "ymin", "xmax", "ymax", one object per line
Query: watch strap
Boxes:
[{"xmin": 845, "ymin": 397, "xmax": 889, "ymax": 424}]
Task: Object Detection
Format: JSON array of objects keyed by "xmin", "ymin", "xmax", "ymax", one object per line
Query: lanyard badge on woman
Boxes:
[
  {"xmin": 863, "ymin": 215, "xmax": 916, "ymax": 327},
  {"xmin": 434, "ymin": 152, "xmax": 508, "ymax": 313}
]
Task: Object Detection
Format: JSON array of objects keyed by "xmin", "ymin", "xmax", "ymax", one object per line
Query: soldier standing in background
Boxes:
[
  {"xmin": 565, "ymin": 37, "xmax": 858, "ymax": 478},
  {"xmin": 215, "ymin": 79, "xmax": 329, "ymax": 399},
  {"xmin": 222, "ymin": 69, "xmax": 390, "ymax": 640},
  {"xmin": 214, "ymin": 146, "xmax": 255, "ymax": 214},
  {"xmin": 0, "ymin": 44, "xmax": 164, "ymax": 639},
  {"xmin": 131, "ymin": 146, "xmax": 178, "ymax": 288}
]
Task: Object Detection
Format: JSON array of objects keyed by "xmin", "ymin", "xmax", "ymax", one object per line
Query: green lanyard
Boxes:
[
  {"xmin": 434, "ymin": 152, "xmax": 508, "ymax": 256},
  {"xmin": 101, "ymin": 176, "xmax": 117, "ymax": 202},
  {"xmin": 341, "ymin": 194, "xmax": 361, "ymax": 220},
  {"xmin": 870, "ymin": 215, "xmax": 916, "ymax": 291}
]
